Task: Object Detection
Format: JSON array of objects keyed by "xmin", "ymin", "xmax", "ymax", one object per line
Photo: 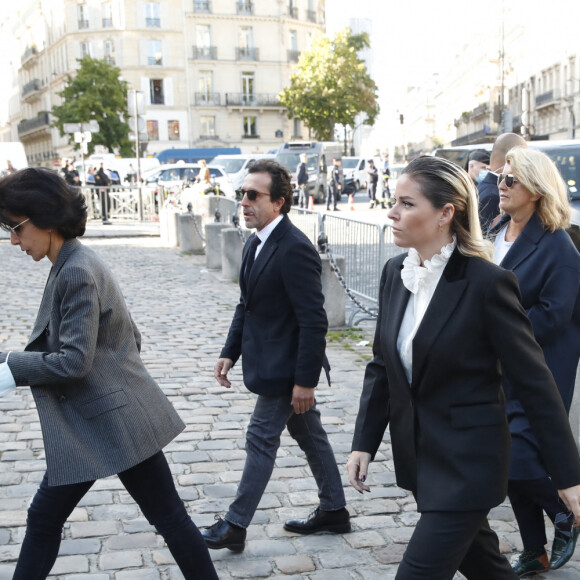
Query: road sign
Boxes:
[
  {"xmin": 63, "ymin": 120, "xmax": 99, "ymax": 133},
  {"xmin": 129, "ymin": 117, "xmax": 146, "ymax": 132}
]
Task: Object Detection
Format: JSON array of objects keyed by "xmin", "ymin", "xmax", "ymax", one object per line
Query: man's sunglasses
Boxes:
[
  {"xmin": 497, "ymin": 173, "xmax": 518, "ymax": 188},
  {"xmin": 235, "ymin": 188, "xmax": 271, "ymax": 201}
]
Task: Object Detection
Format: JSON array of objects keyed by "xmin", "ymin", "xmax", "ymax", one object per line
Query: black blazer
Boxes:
[
  {"xmin": 352, "ymin": 249, "xmax": 580, "ymax": 512},
  {"xmin": 477, "ymin": 171, "xmax": 500, "ymax": 231},
  {"xmin": 220, "ymin": 215, "xmax": 328, "ymax": 396}
]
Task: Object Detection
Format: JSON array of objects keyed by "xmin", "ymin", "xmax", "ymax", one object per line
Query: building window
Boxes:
[
  {"xmin": 236, "ymin": 1, "xmax": 253, "ymax": 15},
  {"xmin": 80, "ymin": 41, "xmax": 92, "ymax": 58},
  {"xmin": 288, "ymin": 30, "xmax": 299, "ymax": 62},
  {"xmin": 243, "ymin": 116, "xmax": 257, "ymax": 137},
  {"xmin": 198, "ymin": 71, "xmax": 213, "ymax": 102},
  {"xmin": 288, "ymin": 0, "xmax": 298, "ymax": 18},
  {"xmin": 241, "ymin": 72, "xmax": 255, "ymax": 104},
  {"xmin": 104, "ymin": 40, "xmax": 115, "ymax": 64},
  {"xmin": 168, "ymin": 120, "xmax": 180, "ymax": 140},
  {"xmin": 147, "ymin": 120, "xmax": 159, "ymax": 140},
  {"xmin": 150, "ymin": 79, "xmax": 164, "ymax": 104},
  {"xmin": 238, "ymin": 26, "xmax": 253, "ymax": 58},
  {"xmin": 78, "ymin": 4, "xmax": 89, "ymax": 29},
  {"xmin": 102, "ymin": 2, "xmax": 113, "ymax": 27},
  {"xmin": 145, "ymin": 3, "xmax": 161, "ymax": 27},
  {"xmin": 196, "ymin": 24, "xmax": 212, "ymax": 58},
  {"xmin": 147, "ymin": 41, "xmax": 163, "ymax": 66},
  {"xmin": 200, "ymin": 116, "xmax": 216, "ymax": 136},
  {"xmin": 194, "ymin": 0, "xmax": 211, "ymax": 11}
]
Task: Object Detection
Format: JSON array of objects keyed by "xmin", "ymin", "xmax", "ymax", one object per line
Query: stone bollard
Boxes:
[
  {"xmin": 320, "ymin": 254, "xmax": 346, "ymax": 328},
  {"xmin": 159, "ymin": 207, "xmax": 180, "ymax": 247},
  {"xmin": 178, "ymin": 213, "xmax": 204, "ymax": 254},
  {"xmin": 205, "ymin": 223, "xmax": 230, "ymax": 270},
  {"xmin": 221, "ymin": 228, "xmax": 252, "ymax": 281}
]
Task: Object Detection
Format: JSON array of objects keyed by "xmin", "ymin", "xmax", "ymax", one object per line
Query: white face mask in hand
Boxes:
[{"xmin": 0, "ymin": 352, "xmax": 16, "ymax": 397}]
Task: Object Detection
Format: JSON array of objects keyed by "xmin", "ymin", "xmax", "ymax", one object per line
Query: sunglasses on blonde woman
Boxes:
[{"xmin": 497, "ymin": 173, "xmax": 518, "ymax": 188}]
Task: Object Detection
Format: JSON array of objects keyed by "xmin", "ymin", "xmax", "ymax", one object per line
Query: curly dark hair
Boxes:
[
  {"xmin": 0, "ymin": 167, "xmax": 87, "ymax": 239},
  {"xmin": 246, "ymin": 159, "xmax": 293, "ymax": 214}
]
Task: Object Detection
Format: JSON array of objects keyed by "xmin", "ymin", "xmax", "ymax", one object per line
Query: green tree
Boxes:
[
  {"xmin": 51, "ymin": 57, "xmax": 132, "ymax": 156},
  {"xmin": 278, "ymin": 28, "xmax": 379, "ymax": 142}
]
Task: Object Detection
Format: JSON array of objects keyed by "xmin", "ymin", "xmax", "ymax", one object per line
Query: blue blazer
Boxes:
[
  {"xmin": 492, "ymin": 213, "xmax": 580, "ymax": 479},
  {"xmin": 220, "ymin": 215, "xmax": 328, "ymax": 396}
]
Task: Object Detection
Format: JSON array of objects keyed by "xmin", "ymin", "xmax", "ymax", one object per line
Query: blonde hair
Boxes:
[
  {"xmin": 505, "ymin": 147, "xmax": 570, "ymax": 231},
  {"xmin": 402, "ymin": 156, "xmax": 494, "ymax": 262}
]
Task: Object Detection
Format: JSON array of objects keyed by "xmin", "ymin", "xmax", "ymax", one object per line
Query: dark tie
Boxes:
[{"xmin": 245, "ymin": 235, "xmax": 261, "ymax": 283}]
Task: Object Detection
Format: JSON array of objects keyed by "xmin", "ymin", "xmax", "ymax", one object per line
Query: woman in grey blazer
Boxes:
[{"xmin": 0, "ymin": 168, "xmax": 217, "ymax": 580}]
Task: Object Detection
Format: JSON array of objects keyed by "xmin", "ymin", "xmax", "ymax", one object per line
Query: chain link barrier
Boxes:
[
  {"xmin": 317, "ymin": 233, "xmax": 378, "ymax": 320},
  {"xmin": 186, "ymin": 202, "xmax": 206, "ymax": 242}
]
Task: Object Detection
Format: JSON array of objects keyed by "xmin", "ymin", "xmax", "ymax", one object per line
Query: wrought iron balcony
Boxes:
[
  {"xmin": 21, "ymin": 45, "xmax": 38, "ymax": 67},
  {"xmin": 193, "ymin": 0, "xmax": 211, "ymax": 12},
  {"xmin": 194, "ymin": 92, "xmax": 221, "ymax": 106},
  {"xmin": 146, "ymin": 17, "xmax": 161, "ymax": 27},
  {"xmin": 288, "ymin": 49, "xmax": 300, "ymax": 63},
  {"xmin": 225, "ymin": 93, "xmax": 281, "ymax": 107},
  {"xmin": 306, "ymin": 9, "xmax": 316, "ymax": 22},
  {"xmin": 288, "ymin": 6, "xmax": 298, "ymax": 18},
  {"xmin": 235, "ymin": 47, "xmax": 259, "ymax": 61},
  {"xmin": 102, "ymin": 18, "xmax": 113, "ymax": 27},
  {"xmin": 236, "ymin": 1, "xmax": 253, "ymax": 14},
  {"xmin": 22, "ymin": 79, "xmax": 41, "ymax": 98},
  {"xmin": 536, "ymin": 89, "xmax": 561, "ymax": 109},
  {"xmin": 451, "ymin": 128, "xmax": 495, "ymax": 146},
  {"xmin": 192, "ymin": 46, "xmax": 217, "ymax": 59},
  {"xmin": 78, "ymin": 19, "xmax": 89, "ymax": 29},
  {"xmin": 18, "ymin": 112, "xmax": 50, "ymax": 136}
]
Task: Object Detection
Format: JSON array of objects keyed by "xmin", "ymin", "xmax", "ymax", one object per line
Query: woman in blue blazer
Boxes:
[
  {"xmin": 0, "ymin": 168, "xmax": 217, "ymax": 580},
  {"xmin": 346, "ymin": 156, "xmax": 580, "ymax": 579},
  {"xmin": 491, "ymin": 147, "xmax": 580, "ymax": 575}
]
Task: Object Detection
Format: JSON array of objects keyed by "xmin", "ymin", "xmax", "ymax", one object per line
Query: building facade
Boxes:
[{"xmin": 6, "ymin": 0, "xmax": 325, "ymax": 166}]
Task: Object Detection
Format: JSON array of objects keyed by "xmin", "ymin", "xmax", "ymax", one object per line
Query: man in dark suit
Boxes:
[
  {"xmin": 478, "ymin": 133, "xmax": 527, "ymax": 232},
  {"xmin": 202, "ymin": 159, "xmax": 350, "ymax": 552}
]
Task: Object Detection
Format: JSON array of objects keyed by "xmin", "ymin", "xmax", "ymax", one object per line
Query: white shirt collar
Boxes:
[{"xmin": 255, "ymin": 214, "xmax": 283, "ymax": 245}]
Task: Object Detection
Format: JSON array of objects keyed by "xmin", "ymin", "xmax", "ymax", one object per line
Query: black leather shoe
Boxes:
[
  {"xmin": 549, "ymin": 525, "xmax": 580, "ymax": 569},
  {"xmin": 511, "ymin": 550, "xmax": 549, "ymax": 576},
  {"xmin": 284, "ymin": 507, "xmax": 351, "ymax": 535},
  {"xmin": 201, "ymin": 516, "xmax": 246, "ymax": 552}
]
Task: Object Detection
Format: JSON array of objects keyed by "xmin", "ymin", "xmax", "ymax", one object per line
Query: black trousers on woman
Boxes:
[
  {"xmin": 508, "ymin": 476, "xmax": 565, "ymax": 551},
  {"xmin": 12, "ymin": 451, "xmax": 218, "ymax": 580},
  {"xmin": 396, "ymin": 510, "xmax": 517, "ymax": 580}
]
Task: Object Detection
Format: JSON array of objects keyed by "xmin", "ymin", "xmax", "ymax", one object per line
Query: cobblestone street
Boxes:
[{"xmin": 1, "ymin": 235, "xmax": 579, "ymax": 579}]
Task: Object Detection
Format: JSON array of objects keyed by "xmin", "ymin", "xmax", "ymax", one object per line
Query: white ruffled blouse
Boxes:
[{"xmin": 397, "ymin": 236, "xmax": 456, "ymax": 383}]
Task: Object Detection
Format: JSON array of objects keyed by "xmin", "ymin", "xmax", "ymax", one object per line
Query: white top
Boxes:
[
  {"xmin": 397, "ymin": 237, "xmax": 457, "ymax": 383},
  {"xmin": 0, "ymin": 352, "xmax": 16, "ymax": 396},
  {"xmin": 254, "ymin": 215, "xmax": 283, "ymax": 259},
  {"xmin": 493, "ymin": 224, "xmax": 514, "ymax": 265}
]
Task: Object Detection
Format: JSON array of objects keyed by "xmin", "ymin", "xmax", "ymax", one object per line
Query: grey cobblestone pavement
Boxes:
[{"xmin": 1, "ymin": 235, "xmax": 579, "ymax": 579}]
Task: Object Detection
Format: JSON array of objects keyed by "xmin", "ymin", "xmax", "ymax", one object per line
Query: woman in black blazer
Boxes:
[
  {"xmin": 0, "ymin": 169, "xmax": 217, "ymax": 580},
  {"xmin": 491, "ymin": 147, "xmax": 580, "ymax": 575},
  {"xmin": 347, "ymin": 156, "xmax": 580, "ymax": 580}
]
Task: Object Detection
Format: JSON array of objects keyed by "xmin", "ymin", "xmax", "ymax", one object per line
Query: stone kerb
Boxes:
[
  {"xmin": 320, "ymin": 254, "xmax": 346, "ymax": 328},
  {"xmin": 177, "ymin": 213, "xmax": 204, "ymax": 254},
  {"xmin": 205, "ymin": 223, "xmax": 230, "ymax": 270},
  {"xmin": 159, "ymin": 206, "xmax": 180, "ymax": 247},
  {"xmin": 221, "ymin": 228, "xmax": 252, "ymax": 281}
]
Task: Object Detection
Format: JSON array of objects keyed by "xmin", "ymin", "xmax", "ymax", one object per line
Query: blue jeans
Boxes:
[
  {"xmin": 13, "ymin": 451, "xmax": 218, "ymax": 580},
  {"xmin": 226, "ymin": 394, "xmax": 346, "ymax": 528}
]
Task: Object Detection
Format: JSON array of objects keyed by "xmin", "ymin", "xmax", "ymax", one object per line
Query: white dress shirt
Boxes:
[
  {"xmin": 253, "ymin": 215, "xmax": 283, "ymax": 259},
  {"xmin": 397, "ymin": 237, "xmax": 456, "ymax": 383}
]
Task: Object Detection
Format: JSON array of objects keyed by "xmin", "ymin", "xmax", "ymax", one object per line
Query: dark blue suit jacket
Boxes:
[
  {"xmin": 478, "ymin": 171, "xmax": 500, "ymax": 232},
  {"xmin": 221, "ymin": 215, "xmax": 328, "ymax": 396},
  {"xmin": 492, "ymin": 213, "xmax": 580, "ymax": 479}
]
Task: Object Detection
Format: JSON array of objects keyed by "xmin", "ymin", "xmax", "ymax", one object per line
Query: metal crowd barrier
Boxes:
[
  {"xmin": 289, "ymin": 207, "xmax": 322, "ymax": 245},
  {"xmin": 81, "ymin": 185, "xmax": 156, "ymax": 221}
]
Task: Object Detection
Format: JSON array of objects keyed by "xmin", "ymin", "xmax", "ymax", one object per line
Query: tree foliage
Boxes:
[
  {"xmin": 278, "ymin": 28, "xmax": 380, "ymax": 141},
  {"xmin": 51, "ymin": 57, "xmax": 132, "ymax": 156}
]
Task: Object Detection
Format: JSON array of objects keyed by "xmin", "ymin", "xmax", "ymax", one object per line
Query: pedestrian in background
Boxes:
[
  {"xmin": 467, "ymin": 149, "xmax": 490, "ymax": 186},
  {"xmin": 347, "ymin": 155, "xmax": 580, "ymax": 579},
  {"xmin": 196, "ymin": 159, "xmax": 211, "ymax": 186},
  {"xmin": 491, "ymin": 146, "xmax": 580, "ymax": 576},
  {"xmin": 326, "ymin": 157, "xmax": 343, "ymax": 211},
  {"xmin": 478, "ymin": 133, "xmax": 527, "ymax": 232},
  {"xmin": 296, "ymin": 152, "xmax": 309, "ymax": 208},
  {"xmin": 204, "ymin": 159, "xmax": 350, "ymax": 553},
  {"xmin": 0, "ymin": 168, "xmax": 218, "ymax": 580},
  {"xmin": 367, "ymin": 158, "xmax": 379, "ymax": 208},
  {"xmin": 95, "ymin": 163, "xmax": 112, "ymax": 224}
]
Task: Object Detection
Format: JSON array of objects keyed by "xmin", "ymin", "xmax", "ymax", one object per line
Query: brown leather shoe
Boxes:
[{"xmin": 511, "ymin": 550, "xmax": 549, "ymax": 577}]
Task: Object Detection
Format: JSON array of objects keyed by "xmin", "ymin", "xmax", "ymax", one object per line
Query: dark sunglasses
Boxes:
[
  {"xmin": 235, "ymin": 188, "xmax": 271, "ymax": 201},
  {"xmin": 497, "ymin": 173, "xmax": 518, "ymax": 188}
]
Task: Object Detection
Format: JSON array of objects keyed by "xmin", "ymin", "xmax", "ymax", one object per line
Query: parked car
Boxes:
[
  {"xmin": 142, "ymin": 162, "xmax": 235, "ymax": 198},
  {"xmin": 341, "ymin": 157, "xmax": 367, "ymax": 191},
  {"xmin": 210, "ymin": 153, "xmax": 275, "ymax": 191}
]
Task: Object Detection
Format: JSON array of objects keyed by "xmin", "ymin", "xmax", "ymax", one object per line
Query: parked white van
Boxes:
[{"xmin": 210, "ymin": 153, "xmax": 274, "ymax": 191}]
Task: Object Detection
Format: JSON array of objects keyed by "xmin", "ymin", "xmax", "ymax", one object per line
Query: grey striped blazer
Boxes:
[{"xmin": 0, "ymin": 239, "xmax": 184, "ymax": 485}]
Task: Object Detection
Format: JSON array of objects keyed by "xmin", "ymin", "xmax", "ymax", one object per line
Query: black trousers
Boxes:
[
  {"xmin": 396, "ymin": 510, "xmax": 517, "ymax": 580},
  {"xmin": 12, "ymin": 451, "xmax": 218, "ymax": 580},
  {"xmin": 508, "ymin": 476, "xmax": 565, "ymax": 551}
]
